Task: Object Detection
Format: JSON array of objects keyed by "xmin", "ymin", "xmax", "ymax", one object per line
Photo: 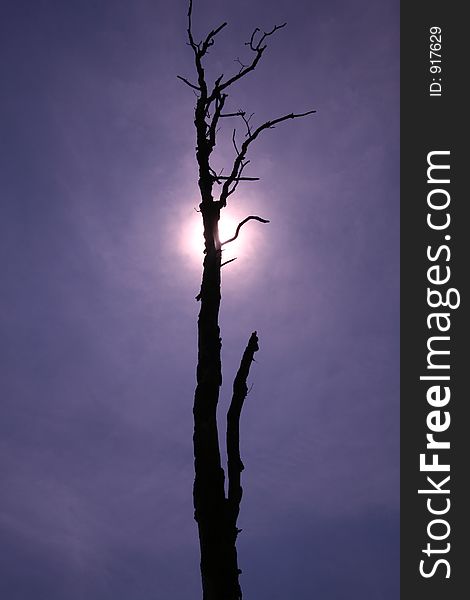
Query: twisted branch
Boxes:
[{"xmin": 220, "ymin": 216, "xmax": 270, "ymax": 246}]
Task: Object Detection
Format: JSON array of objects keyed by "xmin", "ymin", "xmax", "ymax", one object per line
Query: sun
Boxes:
[{"xmin": 183, "ymin": 211, "xmax": 244, "ymax": 263}]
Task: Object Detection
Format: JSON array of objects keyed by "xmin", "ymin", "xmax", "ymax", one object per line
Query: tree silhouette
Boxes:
[{"xmin": 178, "ymin": 2, "xmax": 315, "ymax": 598}]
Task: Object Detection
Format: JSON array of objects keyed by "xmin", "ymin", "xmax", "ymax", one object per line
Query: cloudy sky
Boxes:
[{"xmin": 1, "ymin": 0, "xmax": 399, "ymax": 598}]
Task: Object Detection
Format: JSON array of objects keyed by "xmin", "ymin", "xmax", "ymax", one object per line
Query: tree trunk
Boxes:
[
  {"xmin": 193, "ymin": 200, "xmax": 228, "ymax": 600},
  {"xmin": 193, "ymin": 195, "xmax": 257, "ymax": 599}
]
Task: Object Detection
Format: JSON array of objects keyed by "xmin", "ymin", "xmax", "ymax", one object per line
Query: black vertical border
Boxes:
[{"xmin": 401, "ymin": 3, "xmax": 467, "ymax": 599}]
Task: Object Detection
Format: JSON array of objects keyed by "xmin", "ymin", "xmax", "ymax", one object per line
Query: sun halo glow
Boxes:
[{"xmin": 183, "ymin": 212, "xmax": 244, "ymax": 264}]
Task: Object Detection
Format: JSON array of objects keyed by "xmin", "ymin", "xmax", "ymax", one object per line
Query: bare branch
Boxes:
[
  {"xmin": 220, "ymin": 111, "xmax": 246, "ymax": 118},
  {"xmin": 208, "ymin": 166, "xmax": 221, "ymax": 184},
  {"xmin": 234, "ymin": 57, "xmax": 248, "ymax": 73},
  {"xmin": 221, "ymin": 257, "xmax": 238, "ymax": 267},
  {"xmin": 221, "ymin": 110, "xmax": 253, "ymax": 136},
  {"xmin": 187, "ymin": 0, "xmax": 198, "ymax": 51},
  {"xmin": 187, "ymin": 3, "xmax": 306, "ymax": 205},
  {"xmin": 188, "ymin": 0, "xmax": 209, "ymax": 98},
  {"xmin": 208, "ymin": 91, "xmax": 227, "ymax": 150},
  {"xmin": 247, "ymin": 27, "xmax": 261, "ymax": 51},
  {"xmin": 216, "ymin": 176, "xmax": 260, "ymax": 181},
  {"xmin": 221, "ymin": 216, "xmax": 270, "ymax": 246},
  {"xmin": 247, "ymin": 23, "xmax": 287, "ymax": 51},
  {"xmin": 220, "ymin": 109, "xmax": 316, "ymax": 205},
  {"xmin": 227, "ymin": 159, "xmax": 249, "ymax": 197},
  {"xmin": 232, "ymin": 128, "xmax": 240, "ymax": 156},
  {"xmin": 200, "ymin": 21, "xmax": 228, "ymax": 55},
  {"xmin": 177, "ymin": 75, "xmax": 201, "ymax": 91},
  {"xmin": 241, "ymin": 112, "xmax": 255, "ymax": 136},
  {"xmin": 205, "ymin": 22, "xmax": 286, "ymax": 106},
  {"xmin": 219, "ymin": 23, "xmax": 286, "ymax": 92},
  {"xmin": 226, "ymin": 332, "xmax": 259, "ymax": 514},
  {"xmin": 187, "ymin": 0, "xmax": 227, "ymax": 58}
]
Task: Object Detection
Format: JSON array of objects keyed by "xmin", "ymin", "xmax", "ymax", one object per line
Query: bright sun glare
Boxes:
[{"xmin": 185, "ymin": 213, "xmax": 243, "ymax": 262}]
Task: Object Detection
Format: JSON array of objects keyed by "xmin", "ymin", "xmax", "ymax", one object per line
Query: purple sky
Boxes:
[{"xmin": 1, "ymin": 0, "xmax": 399, "ymax": 598}]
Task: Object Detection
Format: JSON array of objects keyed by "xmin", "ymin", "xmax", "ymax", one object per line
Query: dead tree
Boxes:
[{"xmin": 178, "ymin": 2, "xmax": 315, "ymax": 598}]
